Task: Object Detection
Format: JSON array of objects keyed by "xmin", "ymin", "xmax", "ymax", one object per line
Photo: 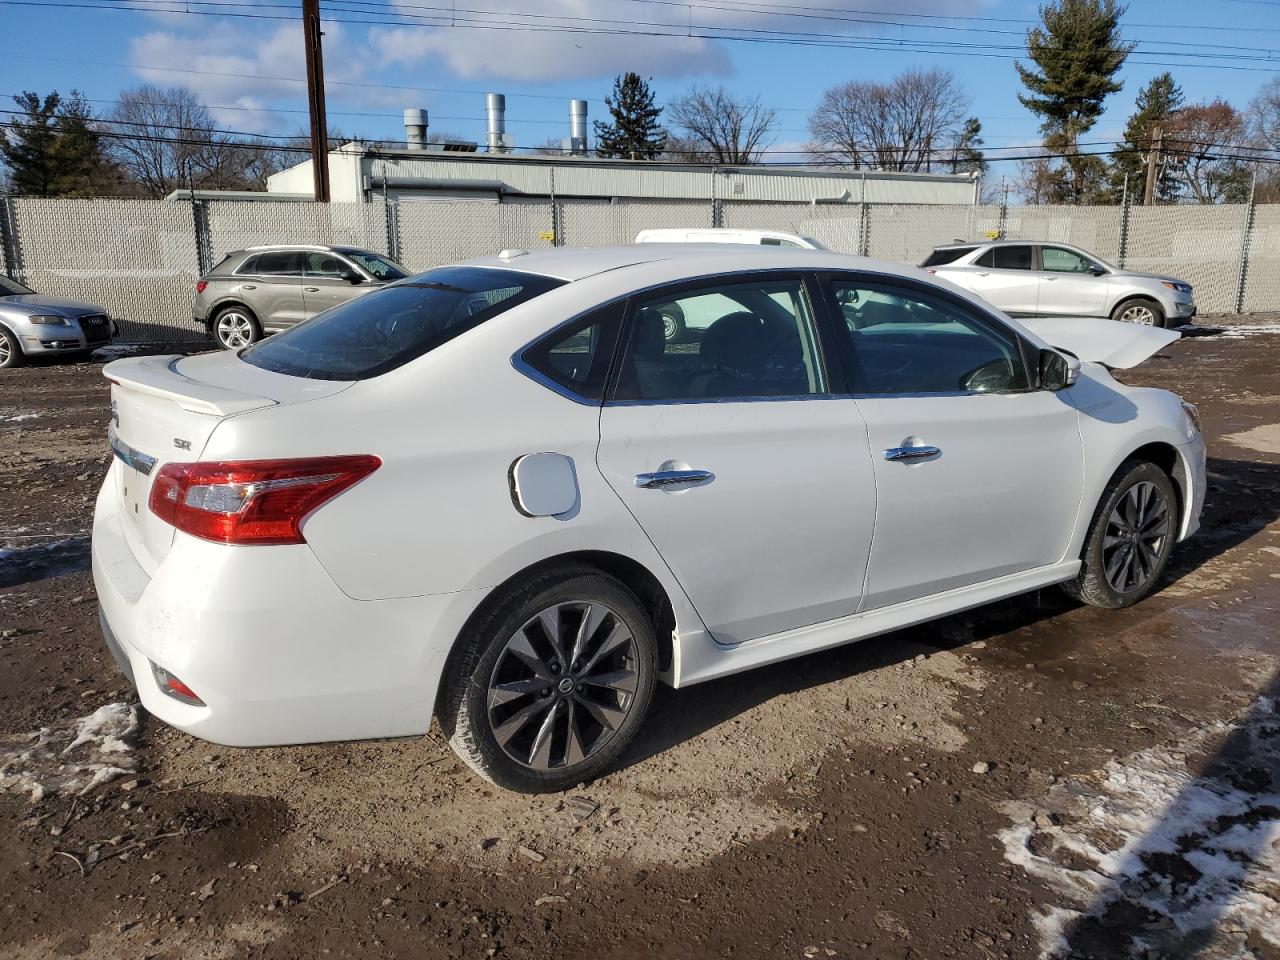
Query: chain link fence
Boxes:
[{"xmin": 0, "ymin": 193, "xmax": 1276, "ymax": 343}]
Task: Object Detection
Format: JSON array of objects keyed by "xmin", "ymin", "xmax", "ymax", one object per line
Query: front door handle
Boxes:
[
  {"xmin": 304, "ymin": 286, "xmax": 320, "ymax": 292},
  {"xmin": 884, "ymin": 444, "xmax": 941, "ymax": 462},
  {"xmin": 1043, "ymin": 275, "xmax": 1059, "ymax": 281},
  {"xmin": 241, "ymin": 284, "xmax": 257, "ymax": 290},
  {"xmin": 635, "ymin": 469, "xmax": 715, "ymax": 489}
]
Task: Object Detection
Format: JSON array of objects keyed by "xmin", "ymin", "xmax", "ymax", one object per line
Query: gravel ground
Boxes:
[{"xmin": 1, "ymin": 317, "xmax": 1278, "ymax": 960}]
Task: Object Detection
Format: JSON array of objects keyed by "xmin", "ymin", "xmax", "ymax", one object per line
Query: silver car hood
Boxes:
[
  {"xmin": 0, "ymin": 294, "xmax": 107, "ymax": 316},
  {"xmin": 1019, "ymin": 316, "xmax": 1180, "ymax": 369},
  {"xmin": 1114, "ymin": 269, "xmax": 1186, "ymax": 285}
]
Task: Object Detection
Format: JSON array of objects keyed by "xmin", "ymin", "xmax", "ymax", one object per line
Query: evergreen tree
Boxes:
[
  {"xmin": 0, "ymin": 92, "xmax": 61, "ymax": 196},
  {"xmin": 0, "ymin": 90, "xmax": 118, "ymax": 196},
  {"xmin": 947, "ymin": 117, "xmax": 988, "ymax": 176},
  {"xmin": 1106, "ymin": 72, "xmax": 1183, "ymax": 203},
  {"xmin": 1016, "ymin": 0, "xmax": 1133, "ymax": 202},
  {"xmin": 594, "ymin": 73, "xmax": 666, "ymax": 160}
]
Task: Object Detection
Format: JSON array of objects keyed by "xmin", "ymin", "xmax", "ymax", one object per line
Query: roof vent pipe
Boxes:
[
  {"xmin": 568, "ymin": 99, "xmax": 588, "ymax": 155},
  {"xmin": 486, "ymin": 93, "xmax": 508, "ymax": 153},
  {"xmin": 403, "ymin": 108, "xmax": 428, "ymax": 151}
]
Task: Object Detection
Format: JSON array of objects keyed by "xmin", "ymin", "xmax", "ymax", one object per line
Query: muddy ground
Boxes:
[{"xmin": 1, "ymin": 320, "xmax": 1278, "ymax": 960}]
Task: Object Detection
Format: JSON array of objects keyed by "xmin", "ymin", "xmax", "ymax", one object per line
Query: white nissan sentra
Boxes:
[{"xmin": 92, "ymin": 245, "xmax": 1205, "ymax": 792}]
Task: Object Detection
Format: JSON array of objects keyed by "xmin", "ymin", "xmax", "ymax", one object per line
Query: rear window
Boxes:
[
  {"xmin": 240, "ymin": 266, "xmax": 565, "ymax": 381},
  {"xmin": 921, "ymin": 246, "xmax": 977, "ymax": 267}
]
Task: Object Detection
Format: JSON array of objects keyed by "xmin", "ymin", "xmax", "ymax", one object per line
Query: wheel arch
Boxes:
[
  {"xmin": 437, "ymin": 550, "xmax": 678, "ymax": 715},
  {"xmin": 1111, "ymin": 293, "xmax": 1166, "ymax": 323},
  {"xmin": 208, "ymin": 298, "xmax": 259, "ymax": 325},
  {"xmin": 1108, "ymin": 440, "xmax": 1191, "ymax": 537}
]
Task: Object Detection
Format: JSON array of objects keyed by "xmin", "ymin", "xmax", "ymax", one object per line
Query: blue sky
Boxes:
[{"xmin": 1, "ymin": 0, "xmax": 1276, "ymax": 186}]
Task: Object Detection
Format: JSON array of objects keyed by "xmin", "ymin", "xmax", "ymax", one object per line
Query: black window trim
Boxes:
[
  {"xmin": 814, "ymin": 269, "xmax": 1043, "ymax": 398},
  {"xmin": 977, "ymin": 243, "xmax": 1039, "ymax": 272},
  {"xmin": 514, "ymin": 298, "xmax": 628, "ymax": 406},
  {"xmin": 603, "ymin": 268, "xmax": 841, "ymax": 407},
  {"xmin": 232, "ymin": 249, "xmax": 305, "ymax": 279}
]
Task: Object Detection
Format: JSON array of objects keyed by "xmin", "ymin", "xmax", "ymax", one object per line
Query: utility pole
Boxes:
[
  {"xmin": 1142, "ymin": 126, "xmax": 1162, "ymax": 206},
  {"xmin": 302, "ymin": 0, "xmax": 331, "ymax": 202}
]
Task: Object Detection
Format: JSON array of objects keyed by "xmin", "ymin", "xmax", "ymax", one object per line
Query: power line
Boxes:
[{"xmin": 4, "ymin": 0, "xmax": 1280, "ymax": 72}]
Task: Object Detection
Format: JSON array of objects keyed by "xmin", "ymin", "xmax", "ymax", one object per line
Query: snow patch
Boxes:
[
  {"xmin": 998, "ymin": 696, "xmax": 1280, "ymax": 959},
  {"xmin": 0, "ymin": 413, "xmax": 40, "ymax": 423},
  {"xmin": 1202, "ymin": 322, "xmax": 1280, "ymax": 338},
  {"xmin": 0, "ymin": 703, "xmax": 140, "ymax": 801}
]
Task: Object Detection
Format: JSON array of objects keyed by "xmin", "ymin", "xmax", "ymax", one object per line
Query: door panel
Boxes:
[
  {"xmin": 856, "ymin": 392, "xmax": 1083, "ymax": 607},
  {"xmin": 596, "ymin": 274, "xmax": 876, "ymax": 644},
  {"xmin": 245, "ymin": 250, "xmax": 305, "ymax": 328},
  {"xmin": 598, "ymin": 401, "xmax": 876, "ymax": 643},
  {"xmin": 954, "ymin": 245, "xmax": 1040, "ymax": 315},
  {"xmin": 823, "ymin": 274, "xmax": 1084, "ymax": 609},
  {"xmin": 1036, "ymin": 246, "xmax": 1110, "ymax": 316}
]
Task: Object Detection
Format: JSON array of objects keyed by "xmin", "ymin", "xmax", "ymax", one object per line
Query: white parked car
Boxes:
[
  {"xmin": 922, "ymin": 240, "xmax": 1196, "ymax": 327},
  {"xmin": 93, "ymin": 246, "xmax": 1205, "ymax": 793}
]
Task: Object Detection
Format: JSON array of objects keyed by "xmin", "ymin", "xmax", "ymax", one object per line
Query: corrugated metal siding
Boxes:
[{"xmin": 355, "ymin": 153, "xmax": 975, "ymax": 205}]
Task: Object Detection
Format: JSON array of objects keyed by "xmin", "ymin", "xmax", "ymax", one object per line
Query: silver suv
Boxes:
[
  {"xmin": 922, "ymin": 240, "xmax": 1196, "ymax": 327},
  {"xmin": 194, "ymin": 245, "xmax": 410, "ymax": 349}
]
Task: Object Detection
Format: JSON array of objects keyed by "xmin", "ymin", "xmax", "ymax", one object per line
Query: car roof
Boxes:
[
  {"xmin": 457, "ymin": 243, "xmax": 878, "ymax": 282},
  {"xmin": 934, "ymin": 239, "xmax": 1081, "ymax": 249}
]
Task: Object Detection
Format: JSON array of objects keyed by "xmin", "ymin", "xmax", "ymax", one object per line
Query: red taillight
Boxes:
[
  {"xmin": 148, "ymin": 455, "xmax": 380, "ymax": 545},
  {"xmin": 195, "ymin": 280, "xmax": 208, "ymax": 294}
]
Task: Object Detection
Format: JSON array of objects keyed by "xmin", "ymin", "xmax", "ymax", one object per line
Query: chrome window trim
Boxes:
[
  {"xmin": 605, "ymin": 393, "xmax": 850, "ymax": 408},
  {"xmin": 232, "ymin": 249, "xmax": 306, "ymax": 279}
]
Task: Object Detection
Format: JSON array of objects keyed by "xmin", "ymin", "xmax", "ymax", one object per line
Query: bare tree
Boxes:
[
  {"xmin": 106, "ymin": 85, "xmax": 263, "ymax": 196},
  {"xmin": 1014, "ymin": 148, "xmax": 1065, "ymax": 204},
  {"xmin": 666, "ymin": 86, "xmax": 776, "ymax": 164},
  {"xmin": 807, "ymin": 68, "xmax": 968, "ymax": 171},
  {"xmin": 1164, "ymin": 100, "xmax": 1252, "ymax": 204}
]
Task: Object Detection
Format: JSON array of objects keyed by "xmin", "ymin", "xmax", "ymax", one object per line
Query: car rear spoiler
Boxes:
[
  {"xmin": 104, "ymin": 355, "xmax": 277, "ymax": 417},
  {"xmin": 1017, "ymin": 317, "xmax": 1180, "ymax": 370}
]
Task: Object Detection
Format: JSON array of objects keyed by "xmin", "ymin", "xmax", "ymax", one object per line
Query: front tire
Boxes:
[
  {"xmin": 0, "ymin": 326, "xmax": 23, "ymax": 368},
  {"xmin": 212, "ymin": 306, "xmax": 262, "ymax": 349},
  {"xmin": 1064, "ymin": 460, "xmax": 1177, "ymax": 609},
  {"xmin": 440, "ymin": 564, "xmax": 658, "ymax": 793},
  {"xmin": 1112, "ymin": 297, "xmax": 1165, "ymax": 328}
]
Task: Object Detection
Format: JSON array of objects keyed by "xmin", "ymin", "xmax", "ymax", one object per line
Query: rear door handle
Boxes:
[
  {"xmin": 304, "ymin": 286, "xmax": 320, "ymax": 292},
  {"xmin": 241, "ymin": 284, "xmax": 257, "ymax": 290},
  {"xmin": 884, "ymin": 444, "xmax": 940, "ymax": 462},
  {"xmin": 635, "ymin": 469, "xmax": 715, "ymax": 489}
]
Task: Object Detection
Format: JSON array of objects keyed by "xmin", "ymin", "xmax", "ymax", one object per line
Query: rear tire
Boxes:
[
  {"xmin": 212, "ymin": 306, "xmax": 262, "ymax": 349},
  {"xmin": 0, "ymin": 326, "xmax": 23, "ymax": 368},
  {"xmin": 439, "ymin": 563, "xmax": 658, "ymax": 793},
  {"xmin": 1112, "ymin": 297, "xmax": 1165, "ymax": 328},
  {"xmin": 1064, "ymin": 460, "xmax": 1177, "ymax": 609}
]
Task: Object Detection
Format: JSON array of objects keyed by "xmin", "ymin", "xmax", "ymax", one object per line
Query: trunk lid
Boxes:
[
  {"xmin": 104, "ymin": 353, "xmax": 351, "ymax": 573},
  {"xmin": 1017, "ymin": 316, "xmax": 1180, "ymax": 370}
]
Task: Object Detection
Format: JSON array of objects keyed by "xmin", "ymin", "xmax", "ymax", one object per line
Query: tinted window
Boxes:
[
  {"xmin": 255, "ymin": 251, "xmax": 303, "ymax": 276},
  {"xmin": 304, "ymin": 252, "xmax": 346, "ymax": 277},
  {"xmin": 521, "ymin": 302, "xmax": 625, "ymax": 401},
  {"xmin": 983, "ymin": 246, "xmax": 1034, "ymax": 271},
  {"xmin": 242, "ymin": 266, "xmax": 564, "ymax": 381},
  {"xmin": 829, "ymin": 280, "xmax": 1028, "ymax": 395},
  {"xmin": 611, "ymin": 278, "xmax": 826, "ymax": 402},
  {"xmin": 0, "ymin": 275, "xmax": 35, "ymax": 296},
  {"xmin": 345, "ymin": 251, "xmax": 408, "ymax": 282},
  {"xmin": 235, "ymin": 255, "xmax": 259, "ymax": 275},
  {"xmin": 1041, "ymin": 246, "xmax": 1094, "ymax": 273},
  {"xmin": 921, "ymin": 246, "xmax": 977, "ymax": 267}
]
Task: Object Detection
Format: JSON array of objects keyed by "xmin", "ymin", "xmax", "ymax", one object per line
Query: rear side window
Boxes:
[
  {"xmin": 241, "ymin": 266, "xmax": 565, "ymax": 381},
  {"xmin": 921, "ymin": 246, "xmax": 976, "ymax": 267},
  {"xmin": 520, "ymin": 301, "xmax": 625, "ymax": 401},
  {"xmin": 255, "ymin": 251, "xmax": 303, "ymax": 276},
  {"xmin": 976, "ymin": 246, "xmax": 1034, "ymax": 270}
]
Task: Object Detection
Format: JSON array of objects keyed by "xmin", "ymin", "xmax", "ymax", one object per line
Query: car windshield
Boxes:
[
  {"xmin": 344, "ymin": 251, "xmax": 409, "ymax": 282},
  {"xmin": 0, "ymin": 275, "xmax": 35, "ymax": 296},
  {"xmin": 240, "ymin": 266, "xmax": 565, "ymax": 381}
]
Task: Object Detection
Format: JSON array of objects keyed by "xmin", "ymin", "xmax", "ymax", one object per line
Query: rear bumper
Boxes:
[{"xmin": 91, "ymin": 470, "xmax": 480, "ymax": 747}]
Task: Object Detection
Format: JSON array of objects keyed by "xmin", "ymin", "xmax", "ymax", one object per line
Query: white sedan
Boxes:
[{"xmin": 92, "ymin": 245, "xmax": 1205, "ymax": 793}]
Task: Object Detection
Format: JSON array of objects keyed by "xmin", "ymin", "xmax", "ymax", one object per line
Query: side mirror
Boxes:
[
  {"xmin": 1039, "ymin": 349, "xmax": 1079, "ymax": 391},
  {"xmin": 339, "ymin": 267, "xmax": 363, "ymax": 285},
  {"xmin": 1088, "ymin": 263, "xmax": 1106, "ymax": 277}
]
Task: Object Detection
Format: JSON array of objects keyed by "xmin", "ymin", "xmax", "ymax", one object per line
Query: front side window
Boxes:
[
  {"xmin": 344, "ymin": 251, "xmax": 408, "ymax": 282},
  {"xmin": 976, "ymin": 245, "xmax": 1034, "ymax": 271},
  {"xmin": 611, "ymin": 277, "xmax": 826, "ymax": 402},
  {"xmin": 829, "ymin": 279, "xmax": 1029, "ymax": 395},
  {"xmin": 254, "ymin": 251, "xmax": 303, "ymax": 276},
  {"xmin": 242, "ymin": 266, "xmax": 564, "ymax": 381},
  {"xmin": 1041, "ymin": 246, "xmax": 1095, "ymax": 273},
  {"xmin": 304, "ymin": 252, "xmax": 346, "ymax": 277}
]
